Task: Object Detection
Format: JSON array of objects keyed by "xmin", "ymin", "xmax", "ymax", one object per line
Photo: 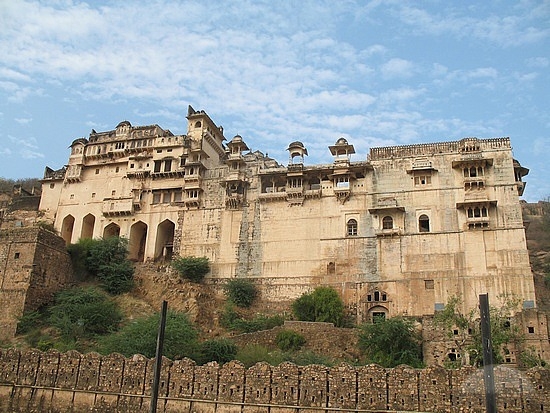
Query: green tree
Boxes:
[
  {"xmin": 434, "ymin": 295, "xmax": 525, "ymax": 366},
  {"xmin": 97, "ymin": 311, "xmax": 200, "ymax": 360},
  {"xmin": 276, "ymin": 330, "xmax": 306, "ymax": 352},
  {"xmin": 358, "ymin": 317, "xmax": 423, "ymax": 368},
  {"xmin": 223, "ymin": 278, "xmax": 258, "ymax": 308},
  {"xmin": 48, "ymin": 286, "xmax": 122, "ymax": 341},
  {"xmin": 171, "ymin": 256, "xmax": 210, "ymax": 283},
  {"xmin": 198, "ymin": 338, "xmax": 238, "ymax": 364},
  {"xmin": 292, "ymin": 287, "xmax": 345, "ymax": 326},
  {"xmin": 85, "ymin": 237, "xmax": 134, "ymax": 294}
]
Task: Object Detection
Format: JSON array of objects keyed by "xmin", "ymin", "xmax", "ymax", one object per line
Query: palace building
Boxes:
[{"xmin": 39, "ymin": 106, "xmax": 537, "ymax": 331}]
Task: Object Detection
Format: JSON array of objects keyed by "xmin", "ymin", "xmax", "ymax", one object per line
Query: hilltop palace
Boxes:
[{"xmin": 38, "ymin": 106, "xmax": 548, "ymax": 363}]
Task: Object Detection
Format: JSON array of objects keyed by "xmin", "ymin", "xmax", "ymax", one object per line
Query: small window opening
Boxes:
[
  {"xmin": 347, "ymin": 219, "xmax": 358, "ymax": 236},
  {"xmin": 419, "ymin": 214, "xmax": 430, "ymax": 232},
  {"xmin": 382, "ymin": 216, "xmax": 393, "ymax": 229},
  {"xmin": 528, "ymin": 326, "xmax": 535, "ymax": 334},
  {"xmin": 14, "ymin": 252, "xmax": 20, "ymax": 259}
]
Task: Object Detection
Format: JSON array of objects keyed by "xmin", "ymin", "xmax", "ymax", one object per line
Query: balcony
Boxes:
[{"xmin": 102, "ymin": 197, "xmax": 133, "ymax": 216}]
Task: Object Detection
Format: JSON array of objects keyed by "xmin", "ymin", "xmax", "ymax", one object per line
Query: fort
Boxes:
[{"xmin": 30, "ymin": 105, "xmax": 548, "ymax": 364}]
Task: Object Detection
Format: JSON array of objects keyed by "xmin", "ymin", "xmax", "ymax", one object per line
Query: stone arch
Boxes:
[
  {"xmin": 367, "ymin": 305, "xmax": 388, "ymax": 323},
  {"xmin": 80, "ymin": 214, "xmax": 95, "ymax": 239},
  {"xmin": 155, "ymin": 219, "xmax": 175, "ymax": 261},
  {"xmin": 61, "ymin": 215, "xmax": 75, "ymax": 245},
  {"xmin": 129, "ymin": 221, "xmax": 148, "ymax": 262},
  {"xmin": 103, "ymin": 222, "xmax": 120, "ymax": 238}
]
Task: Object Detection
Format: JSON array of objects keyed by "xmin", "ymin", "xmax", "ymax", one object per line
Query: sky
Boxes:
[{"xmin": 0, "ymin": 0, "xmax": 549, "ymax": 202}]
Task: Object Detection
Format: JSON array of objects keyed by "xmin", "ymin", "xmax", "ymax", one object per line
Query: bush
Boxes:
[
  {"xmin": 358, "ymin": 317, "xmax": 423, "ymax": 368},
  {"xmin": 48, "ymin": 286, "xmax": 122, "ymax": 340},
  {"xmin": 235, "ymin": 344, "xmax": 286, "ymax": 368},
  {"xmin": 87, "ymin": 237, "xmax": 134, "ymax": 294},
  {"xmin": 220, "ymin": 304, "xmax": 284, "ymax": 333},
  {"xmin": 97, "ymin": 311, "xmax": 200, "ymax": 360},
  {"xmin": 171, "ymin": 256, "xmax": 210, "ymax": 282},
  {"xmin": 292, "ymin": 287, "xmax": 345, "ymax": 326},
  {"xmin": 224, "ymin": 279, "xmax": 258, "ymax": 308},
  {"xmin": 276, "ymin": 330, "xmax": 306, "ymax": 352},
  {"xmin": 17, "ymin": 310, "xmax": 45, "ymax": 335},
  {"xmin": 198, "ymin": 338, "xmax": 238, "ymax": 364}
]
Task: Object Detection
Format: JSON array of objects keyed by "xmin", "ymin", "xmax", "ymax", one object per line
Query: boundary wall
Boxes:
[{"xmin": 0, "ymin": 348, "xmax": 548, "ymax": 412}]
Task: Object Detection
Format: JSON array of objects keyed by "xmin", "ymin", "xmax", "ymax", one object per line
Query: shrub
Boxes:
[
  {"xmin": 223, "ymin": 279, "xmax": 258, "ymax": 308},
  {"xmin": 290, "ymin": 350, "xmax": 334, "ymax": 366},
  {"xmin": 198, "ymin": 338, "xmax": 238, "ymax": 364},
  {"xmin": 358, "ymin": 317, "xmax": 423, "ymax": 368},
  {"xmin": 171, "ymin": 256, "xmax": 210, "ymax": 282},
  {"xmin": 87, "ymin": 237, "xmax": 134, "ymax": 294},
  {"xmin": 235, "ymin": 344, "xmax": 286, "ymax": 368},
  {"xmin": 48, "ymin": 286, "xmax": 123, "ymax": 340},
  {"xmin": 276, "ymin": 330, "xmax": 306, "ymax": 352},
  {"xmin": 221, "ymin": 304, "xmax": 284, "ymax": 333},
  {"xmin": 292, "ymin": 287, "xmax": 345, "ymax": 326},
  {"xmin": 17, "ymin": 310, "xmax": 44, "ymax": 335},
  {"xmin": 97, "ymin": 311, "xmax": 200, "ymax": 360}
]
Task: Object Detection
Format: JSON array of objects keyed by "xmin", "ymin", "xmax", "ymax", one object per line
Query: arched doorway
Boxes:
[
  {"xmin": 155, "ymin": 219, "xmax": 175, "ymax": 261},
  {"xmin": 129, "ymin": 221, "xmax": 147, "ymax": 262},
  {"xmin": 61, "ymin": 215, "xmax": 75, "ymax": 245},
  {"xmin": 81, "ymin": 214, "xmax": 95, "ymax": 239},
  {"xmin": 103, "ymin": 222, "xmax": 120, "ymax": 238}
]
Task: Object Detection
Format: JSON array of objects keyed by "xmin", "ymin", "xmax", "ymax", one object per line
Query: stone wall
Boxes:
[
  {"xmin": 0, "ymin": 227, "xmax": 73, "ymax": 340},
  {"xmin": 0, "ymin": 348, "xmax": 548, "ymax": 413}
]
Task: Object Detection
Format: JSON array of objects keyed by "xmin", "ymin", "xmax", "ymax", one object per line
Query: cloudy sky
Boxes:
[{"xmin": 1, "ymin": 0, "xmax": 549, "ymax": 201}]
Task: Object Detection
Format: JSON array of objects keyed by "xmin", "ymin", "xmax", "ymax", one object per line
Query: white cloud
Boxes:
[
  {"xmin": 14, "ymin": 118, "xmax": 32, "ymax": 125},
  {"xmin": 380, "ymin": 58, "xmax": 415, "ymax": 79}
]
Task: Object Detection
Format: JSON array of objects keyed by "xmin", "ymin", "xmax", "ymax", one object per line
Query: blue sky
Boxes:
[{"xmin": 1, "ymin": 0, "xmax": 549, "ymax": 201}]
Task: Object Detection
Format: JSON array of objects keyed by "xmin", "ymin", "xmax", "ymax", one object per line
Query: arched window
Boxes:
[
  {"xmin": 195, "ymin": 121, "xmax": 202, "ymax": 128},
  {"xmin": 382, "ymin": 216, "xmax": 393, "ymax": 230},
  {"xmin": 347, "ymin": 219, "xmax": 358, "ymax": 236},
  {"xmin": 419, "ymin": 214, "xmax": 430, "ymax": 232}
]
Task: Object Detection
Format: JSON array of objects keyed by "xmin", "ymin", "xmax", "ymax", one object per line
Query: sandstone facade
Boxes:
[{"xmin": 38, "ymin": 106, "xmax": 547, "ymax": 362}]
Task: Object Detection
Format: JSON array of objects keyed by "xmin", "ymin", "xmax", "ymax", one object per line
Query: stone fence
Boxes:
[{"xmin": 0, "ymin": 348, "xmax": 548, "ymax": 412}]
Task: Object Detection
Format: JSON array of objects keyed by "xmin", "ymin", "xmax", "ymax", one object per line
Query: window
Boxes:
[
  {"xmin": 464, "ymin": 166, "xmax": 484, "ymax": 178},
  {"xmin": 152, "ymin": 193, "xmax": 161, "ymax": 204},
  {"xmin": 49, "ymin": 183, "xmax": 55, "ymax": 189},
  {"xmin": 382, "ymin": 216, "xmax": 393, "ymax": 229},
  {"xmin": 164, "ymin": 159, "xmax": 172, "ymax": 172},
  {"xmin": 91, "ymin": 193, "xmax": 96, "ymax": 199},
  {"xmin": 111, "ymin": 190, "xmax": 116, "ymax": 196},
  {"xmin": 14, "ymin": 252, "xmax": 20, "ymax": 259},
  {"xmin": 367, "ymin": 290, "xmax": 387, "ymax": 302},
  {"xmin": 414, "ymin": 174, "xmax": 431, "ymax": 185},
  {"xmin": 528, "ymin": 326, "xmax": 535, "ymax": 334},
  {"xmin": 195, "ymin": 121, "xmax": 202, "ymax": 128},
  {"xmin": 95, "ymin": 168, "xmax": 100, "ymax": 174},
  {"xmin": 425, "ymin": 279, "xmax": 434, "ymax": 289},
  {"xmin": 115, "ymin": 166, "xmax": 120, "ymax": 173},
  {"xmin": 163, "ymin": 192, "xmax": 171, "ymax": 203},
  {"xmin": 347, "ymin": 219, "xmax": 358, "ymax": 236},
  {"xmin": 115, "ymin": 142, "xmax": 124, "ymax": 149},
  {"xmin": 419, "ymin": 214, "xmax": 430, "ymax": 232},
  {"xmin": 130, "ymin": 163, "xmax": 135, "ymax": 169},
  {"xmin": 70, "ymin": 194, "xmax": 74, "ymax": 199},
  {"xmin": 154, "ymin": 160, "xmax": 162, "ymax": 173}
]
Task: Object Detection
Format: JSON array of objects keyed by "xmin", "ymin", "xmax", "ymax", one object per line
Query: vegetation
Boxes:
[
  {"xmin": 358, "ymin": 317, "xmax": 423, "ymax": 368},
  {"xmin": 0, "ymin": 177, "xmax": 41, "ymax": 193},
  {"xmin": 234, "ymin": 344, "xmax": 333, "ymax": 368},
  {"xmin": 292, "ymin": 287, "xmax": 345, "ymax": 326},
  {"xmin": 220, "ymin": 303, "xmax": 284, "ymax": 333},
  {"xmin": 97, "ymin": 311, "xmax": 199, "ymax": 360},
  {"xmin": 171, "ymin": 256, "xmax": 210, "ymax": 283},
  {"xmin": 198, "ymin": 338, "xmax": 238, "ymax": 365},
  {"xmin": 48, "ymin": 286, "xmax": 122, "ymax": 342},
  {"xmin": 434, "ymin": 295, "xmax": 525, "ymax": 367},
  {"xmin": 223, "ymin": 278, "xmax": 258, "ymax": 308},
  {"xmin": 68, "ymin": 237, "xmax": 134, "ymax": 293},
  {"xmin": 276, "ymin": 330, "xmax": 306, "ymax": 352}
]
